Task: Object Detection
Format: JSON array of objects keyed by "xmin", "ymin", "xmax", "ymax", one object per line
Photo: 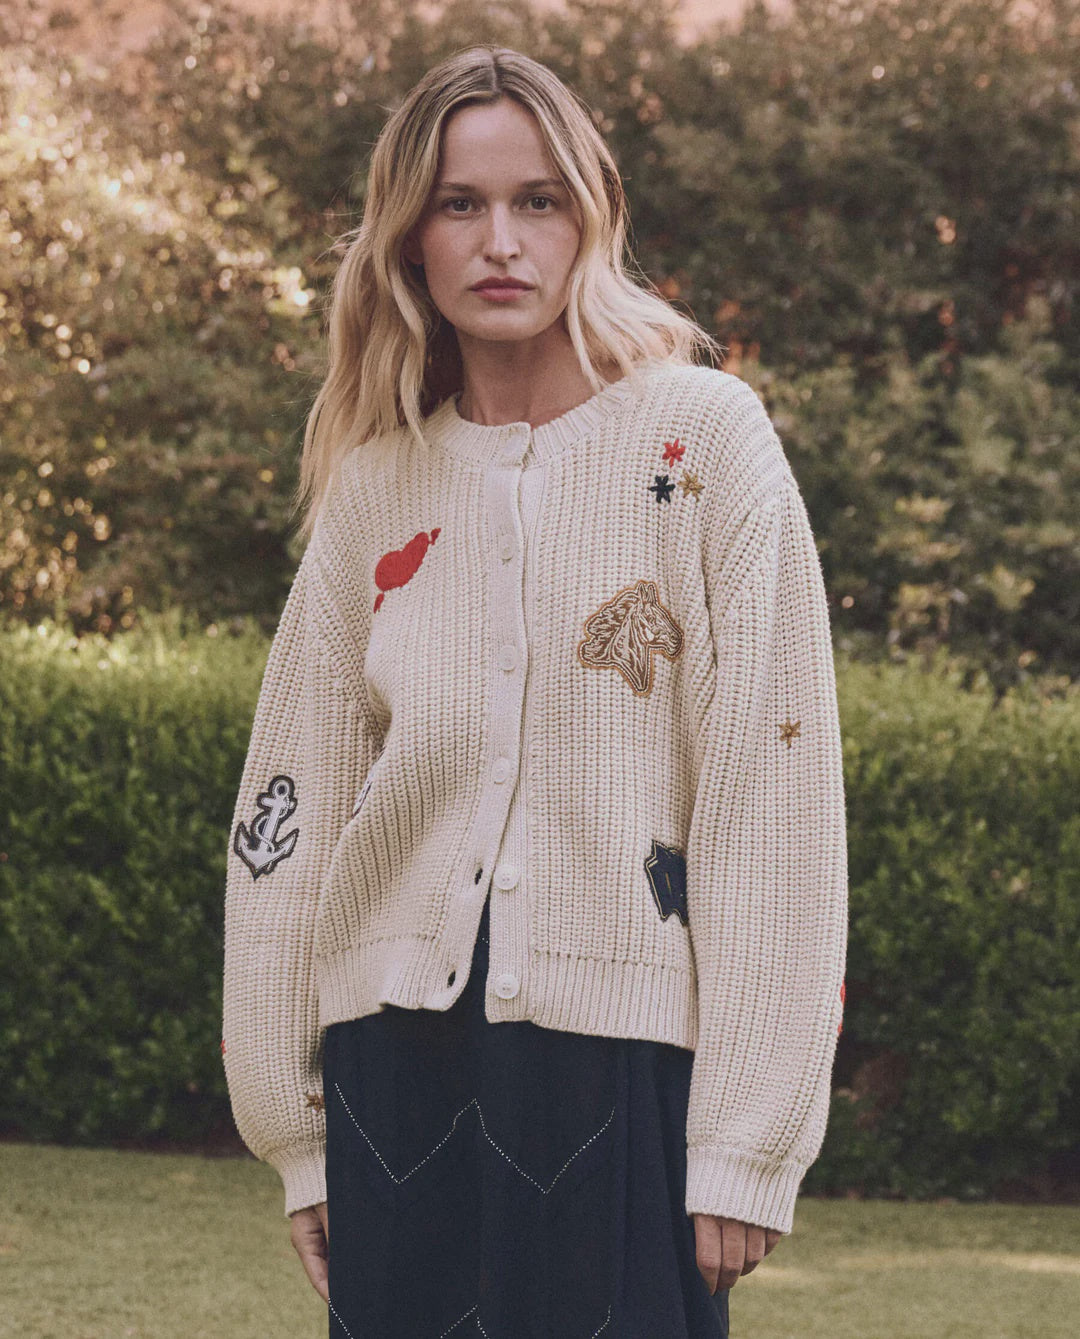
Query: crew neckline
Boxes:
[{"xmin": 423, "ymin": 359, "xmax": 662, "ymax": 465}]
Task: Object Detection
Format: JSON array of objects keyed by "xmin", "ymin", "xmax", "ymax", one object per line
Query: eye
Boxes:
[{"xmin": 438, "ymin": 195, "xmax": 558, "ymax": 214}]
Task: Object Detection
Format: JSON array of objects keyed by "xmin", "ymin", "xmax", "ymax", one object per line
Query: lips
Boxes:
[{"xmin": 471, "ymin": 280, "xmax": 533, "ymax": 291}]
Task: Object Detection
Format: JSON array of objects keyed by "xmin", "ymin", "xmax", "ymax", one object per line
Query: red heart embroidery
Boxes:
[{"xmin": 374, "ymin": 528, "xmax": 440, "ymax": 612}]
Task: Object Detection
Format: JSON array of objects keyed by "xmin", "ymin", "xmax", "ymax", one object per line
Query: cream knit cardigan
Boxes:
[{"xmin": 222, "ymin": 357, "xmax": 849, "ymax": 1233}]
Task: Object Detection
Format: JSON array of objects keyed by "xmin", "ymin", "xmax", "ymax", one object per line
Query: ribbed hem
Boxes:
[
  {"xmin": 267, "ymin": 1139, "xmax": 327, "ymax": 1218},
  {"xmin": 317, "ymin": 935, "xmax": 699, "ymax": 1052},
  {"xmin": 684, "ymin": 1144, "xmax": 809, "ymax": 1234},
  {"xmin": 318, "ymin": 933, "xmax": 446, "ymax": 1022},
  {"xmin": 517, "ymin": 948, "xmax": 697, "ymax": 1050}
]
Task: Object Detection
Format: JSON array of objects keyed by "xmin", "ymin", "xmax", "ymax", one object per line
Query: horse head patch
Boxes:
[
  {"xmin": 577, "ymin": 579, "xmax": 683, "ymax": 697},
  {"xmin": 644, "ymin": 839, "xmax": 688, "ymax": 926},
  {"xmin": 234, "ymin": 773, "xmax": 299, "ymax": 879}
]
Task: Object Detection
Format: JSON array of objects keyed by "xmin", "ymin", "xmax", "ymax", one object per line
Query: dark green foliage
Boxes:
[
  {"xmin": 1, "ymin": 0, "xmax": 1077, "ymax": 689},
  {"xmin": 1, "ymin": 619, "xmax": 1078, "ymax": 1197},
  {"xmin": 0, "ymin": 612, "xmax": 265, "ymax": 1143},
  {"xmin": 754, "ymin": 299, "xmax": 1080, "ymax": 691},
  {"xmin": 808, "ymin": 653, "xmax": 1080, "ymax": 1199}
]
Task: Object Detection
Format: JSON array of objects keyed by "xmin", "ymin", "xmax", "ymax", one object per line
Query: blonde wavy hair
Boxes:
[{"xmin": 292, "ymin": 44, "xmax": 725, "ymax": 542}]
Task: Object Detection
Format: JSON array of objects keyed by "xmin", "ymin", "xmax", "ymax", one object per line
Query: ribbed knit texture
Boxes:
[{"xmin": 222, "ymin": 357, "xmax": 849, "ymax": 1232}]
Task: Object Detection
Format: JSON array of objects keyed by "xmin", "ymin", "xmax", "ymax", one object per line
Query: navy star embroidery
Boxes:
[
  {"xmin": 644, "ymin": 839, "xmax": 688, "ymax": 925},
  {"xmin": 648, "ymin": 474, "xmax": 676, "ymax": 504}
]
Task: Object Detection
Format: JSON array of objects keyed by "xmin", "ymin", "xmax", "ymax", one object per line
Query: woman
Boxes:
[{"xmin": 222, "ymin": 44, "xmax": 848, "ymax": 1339}]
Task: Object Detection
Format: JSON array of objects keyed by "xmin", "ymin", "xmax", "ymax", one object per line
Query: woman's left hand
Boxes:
[{"xmin": 692, "ymin": 1214, "xmax": 783, "ymax": 1293}]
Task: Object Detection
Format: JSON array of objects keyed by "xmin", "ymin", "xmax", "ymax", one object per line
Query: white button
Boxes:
[
  {"xmin": 497, "ymin": 645, "xmax": 519, "ymax": 671},
  {"xmin": 491, "ymin": 757, "xmax": 511, "ymax": 783},
  {"xmin": 494, "ymin": 864, "xmax": 519, "ymax": 891},
  {"xmin": 499, "ymin": 535, "xmax": 515, "ymax": 561},
  {"xmin": 494, "ymin": 971, "xmax": 520, "ymax": 999}
]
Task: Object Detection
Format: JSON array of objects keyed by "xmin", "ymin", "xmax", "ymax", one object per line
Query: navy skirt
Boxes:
[{"xmin": 323, "ymin": 892, "xmax": 731, "ymax": 1339}]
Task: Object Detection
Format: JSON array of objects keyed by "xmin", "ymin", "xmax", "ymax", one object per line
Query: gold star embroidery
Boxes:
[
  {"xmin": 678, "ymin": 470, "xmax": 704, "ymax": 498},
  {"xmin": 304, "ymin": 1091, "xmax": 325, "ymax": 1111},
  {"xmin": 778, "ymin": 717, "xmax": 801, "ymax": 749}
]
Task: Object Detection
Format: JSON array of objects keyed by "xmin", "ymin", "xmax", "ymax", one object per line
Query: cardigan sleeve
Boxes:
[
  {"xmin": 683, "ymin": 472, "xmax": 849, "ymax": 1235},
  {"xmin": 221, "ymin": 534, "xmax": 383, "ymax": 1218}
]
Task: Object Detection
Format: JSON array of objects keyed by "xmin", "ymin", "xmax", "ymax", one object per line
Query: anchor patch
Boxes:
[
  {"xmin": 577, "ymin": 579, "xmax": 684, "ymax": 697},
  {"xmin": 644, "ymin": 839, "xmax": 688, "ymax": 925},
  {"xmin": 234, "ymin": 773, "xmax": 300, "ymax": 880}
]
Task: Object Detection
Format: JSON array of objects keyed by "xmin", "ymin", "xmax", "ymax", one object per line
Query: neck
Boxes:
[{"xmin": 455, "ymin": 334, "xmax": 620, "ymax": 429}]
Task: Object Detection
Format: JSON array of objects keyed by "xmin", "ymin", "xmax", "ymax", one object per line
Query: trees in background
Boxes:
[{"xmin": 1, "ymin": 0, "xmax": 1077, "ymax": 687}]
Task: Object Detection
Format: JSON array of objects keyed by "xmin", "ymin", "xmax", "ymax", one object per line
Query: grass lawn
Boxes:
[{"xmin": 2, "ymin": 1141, "xmax": 1079, "ymax": 1338}]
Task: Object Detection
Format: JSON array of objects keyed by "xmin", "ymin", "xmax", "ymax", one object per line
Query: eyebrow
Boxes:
[{"xmin": 434, "ymin": 177, "xmax": 565, "ymax": 191}]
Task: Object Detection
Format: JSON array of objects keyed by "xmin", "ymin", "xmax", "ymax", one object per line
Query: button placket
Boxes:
[{"xmin": 451, "ymin": 428, "xmax": 532, "ymax": 1010}]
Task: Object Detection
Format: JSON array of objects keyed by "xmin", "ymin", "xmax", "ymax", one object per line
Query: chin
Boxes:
[{"xmin": 457, "ymin": 314, "xmax": 551, "ymax": 340}]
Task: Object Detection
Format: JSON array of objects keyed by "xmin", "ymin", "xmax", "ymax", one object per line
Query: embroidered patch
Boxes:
[
  {"xmin": 577, "ymin": 579, "xmax": 684, "ymax": 697},
  {"xmin": 233, "ymin": 774, "xmax": 299, "ymax": 880},
  {"xmin": 838, "ymin": 979, "xmax": 846, "ymax": 1036},
  {"xmin": 679, "ymin": 470, "xmax": 704, "ymax": 498},
  {"xmin": 646, "ymin": 436, "xmax": 704, "ymax": 504},
  {"xmin": 661, "ymin": 437, "xmax": 685, "ymax": 466},
  {"xmin": 778, "ymin": 716, "xmax": 801, "ymax": 749},
  {"xmin": 644, "ymin": 839, "xmax": 688, "ymax": 926},
  {"xmin": 374, "ymin": 527, "xmax": 441, "ymax": 613},
  {"xmin": 220, "ymin": 1038, "xmax": 226, "ymax": 1057},
  {"xmin": 304, "ymin": 1091, "xmax": 326, "ymax": 1112}
]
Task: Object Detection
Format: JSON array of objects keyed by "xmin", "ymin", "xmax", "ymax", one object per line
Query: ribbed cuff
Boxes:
[
  {"xmin": 267, "ymin": 1139, "xmax": 327, "ymax": 1218},
  {"xmin": 684, "ymin": 1144, "xmax": 808, "ymax": 1234}
]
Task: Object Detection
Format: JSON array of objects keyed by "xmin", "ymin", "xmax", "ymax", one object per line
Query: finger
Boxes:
[
  {"xmin": 719, "ymin": 1218, "xmax": 747, "ymax": 1290},
  {"xmin": 303, "ymin": 1231, "xmax": 330, "ymax": 1304},
  {"xmin": 292, "ymin": 1212, "xmax": 330, "ymax": 1304},
  {"xmin": 764, "ymin": 1228, "xmax": 783, "ymax": 1255},
  {"xmin": 741, "ymin": 1224, "xmax": 766, "ymax": 1274},
  {"xmin": 693, "ymin": 1213, "xmax": 723, "ymax": 1296}
]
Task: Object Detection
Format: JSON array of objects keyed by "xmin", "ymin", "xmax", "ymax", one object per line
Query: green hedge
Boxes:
[
  {"xmin": 808, "ymin": 652, "xmax": 1080, "ymax": 1200},
  {"xmin": 2, "ymin": 614, "xmax": 1078, "ymax": 1199},
  {"xmin": 0, "ymin": 612, "xmax": 265, "ymax": 1145}
]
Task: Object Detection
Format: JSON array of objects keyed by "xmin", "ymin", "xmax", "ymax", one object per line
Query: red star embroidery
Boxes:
[
  {"xmin": 661, "ymin": 437, "xmax": 685, "ymax": 465},
  {"xmin": 220, "ymin": 1038, "xmax": 226, "ymax": 1056}
]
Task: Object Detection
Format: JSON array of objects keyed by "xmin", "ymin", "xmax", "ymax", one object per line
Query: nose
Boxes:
[{"xmin": 483, "ymin": 203, "xmax": 521, "ymax": 262}]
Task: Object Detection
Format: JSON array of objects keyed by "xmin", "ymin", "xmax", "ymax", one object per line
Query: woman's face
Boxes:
[{"xmin": 402, "ymin": 98, "xmax": 583, "ymax": 351}]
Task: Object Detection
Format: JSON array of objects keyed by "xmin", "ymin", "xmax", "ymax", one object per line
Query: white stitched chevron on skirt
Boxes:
[
  {"xmin": 477, "ymin": 1303, "xmax": 612, "ymax": 1337},
  {"xmin": 329, "ymin": 1296, "xmax": 613, "ymax": 1339},
  {"xmin": 332, "ymin": 1082, "xmax": 616, "ymax": 1195}
]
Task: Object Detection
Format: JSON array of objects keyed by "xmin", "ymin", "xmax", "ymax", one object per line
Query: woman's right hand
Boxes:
[{"xmin": 290, "ymin": 1201, "xmax": 330, "ymax": 1302}]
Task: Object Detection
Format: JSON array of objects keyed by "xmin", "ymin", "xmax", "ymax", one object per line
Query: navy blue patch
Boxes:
[
  {"xmin": 648, "ymin": 473, "xmax": 676, "ymax": 504},
  {"xmin": 234, "ymin": 773, "xmax": 299, "ymax": 880},
  {"xmin": 644, "ymin": 839, "xmax": 688, "ymax": 925}
]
